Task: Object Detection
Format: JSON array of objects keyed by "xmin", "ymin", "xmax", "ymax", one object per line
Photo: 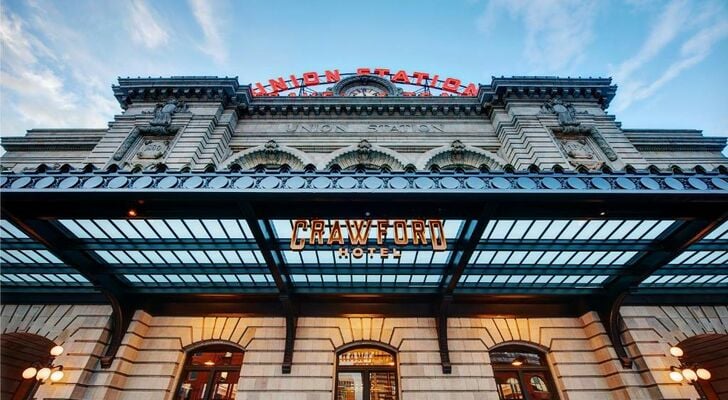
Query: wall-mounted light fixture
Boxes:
[
  {"xmin": 667, "ymin": 345, "xmax": 711, "ymax": 399},
  {"xmin": 21, "ymin": 345, "xmax": 65, "ymax": 384}
]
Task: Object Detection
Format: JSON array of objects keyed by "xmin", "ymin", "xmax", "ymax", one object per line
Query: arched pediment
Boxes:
[
  {"xmin": 417, "ymin": 141, "xmax": 506, "ymax": 171},
  {"xmin": 222, "ymin": 141, "xmax": 313, "ymax": 170},
  {"xmin": 320, "ymin": 140, "xmax": 408, "ymax": 171}
]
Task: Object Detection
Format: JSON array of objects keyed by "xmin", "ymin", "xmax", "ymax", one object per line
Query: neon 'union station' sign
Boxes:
[{"xmin": 252, "ymin": 67, "xmax": 477, "ymax": 97}]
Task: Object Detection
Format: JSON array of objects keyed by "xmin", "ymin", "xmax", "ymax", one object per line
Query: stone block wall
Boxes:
[
  {"xmin": 2, "ymin": 306, "xmax": 727, "ymax": 399},
  {"xmin": 620, "ymin": 305, "xmax": 728, "ymax": 400},
  {"xmin": 0, "ymin": 304, "xmax": 112, "ymax": 400}
]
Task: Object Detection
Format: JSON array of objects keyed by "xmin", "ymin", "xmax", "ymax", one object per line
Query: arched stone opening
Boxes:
[
  {"xmin": 322, "ymin": 141, "xmax": 407, "ymax": 171},
  {"xmin": 0, "ymin": 332, "xmax": 56, "ymax": 400},
  {"xmin": 674, "ymin": 334, "xmax": 728, "ymax": 400},
  {"xmin": 335, "ymin": 341, "xmax": 399, "ymax": 400},
  {"xmin": 418, "ymin": 141, "xmax": 506, "ymax": 171},
  {"xmin": 222, "ymin": 141, "xmax": 312, "ymax": 171},
  {"xmin": 489, "ymin": 342, "xmax": 559, "ymax": 400},
  {"xmin": 173, "ymin": 341, "xmax": 245, "ymax": 400}
]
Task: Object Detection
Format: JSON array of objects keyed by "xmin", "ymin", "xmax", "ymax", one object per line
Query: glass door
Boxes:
[
  {"xmin": 369, "ymin": 371, "xmax": 397, "ymax": 400},
  {"xmin": 335, "ymin": 347, "xmax": 398, "ymax": 400},
  {"xmin": 174, "ymin": 346, "xmax": 243, "ymax": 400},
  {"xmin": 495, "ymin": 371, "xmax": 525, "ymax": 400},
  {"xmin": 208, "ymin": 370, "xmax": 240, "ymax": 400},
  {"xmin": 491, "ymin": 347, "xmax": 558, "ymax": 400}
]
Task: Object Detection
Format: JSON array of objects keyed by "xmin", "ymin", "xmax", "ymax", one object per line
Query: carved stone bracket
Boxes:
[
  {"xmin": 281, "ymin": 295, "xmax": 297, "ymax": 374},
  {"xmin": 437, "ymin": 295, "xmax": 453, "ymax": 374}
]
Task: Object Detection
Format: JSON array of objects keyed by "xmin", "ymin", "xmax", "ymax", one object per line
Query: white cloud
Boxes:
[
  {"xmin": 478, "ymin": 0, "xmax": 599, "ymax": 71},
  {"xmin": 0, "ymin": 5, "xmax": 118, "ymax": 137},
  {"xmin": 611, "ymin": 0, "xmax": 689, "ymax": 84},
  {"xmin": 188, "ymin": 0, "xmax": 228, "ymax": 65},
  {"xmin": 128, "ymin": 0, "xmax": 169, "ymax": 49},
  {"xmin": 611, "ymin": 0, "xmax": 728, "ymax": 112},
  {"xmin": 629, "ymin": 21, "xmax": 728, "ymax": 105}
]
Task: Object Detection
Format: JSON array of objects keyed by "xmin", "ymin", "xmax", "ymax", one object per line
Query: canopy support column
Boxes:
[
  {"xmin": 598, "ymin": 292, "xmax": 631, "ymax": 368},
  {"xmin": 100, "ymin": 290, "xmax": 134, "ymax": 368},
  {"xmin": 281, "ymin": 295, "xmax": 297, "ymax": 374},
  {"xmin": 437, "ymin": 295, "xmax": 453, "ymax": 374}
]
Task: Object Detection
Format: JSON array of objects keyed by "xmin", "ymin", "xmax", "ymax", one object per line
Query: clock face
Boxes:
[{"xmin": 344, "ymin": 86, "xmax": 385, "ymax": 97}]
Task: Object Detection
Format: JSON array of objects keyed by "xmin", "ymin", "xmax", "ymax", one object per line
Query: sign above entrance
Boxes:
[
  {"xmin": 252, "ymin": 68, "xmax": 477, "ymax": 97},
  {"xmin": 290, "ymin": 219, "xmax": 448, "ymax": 260}
]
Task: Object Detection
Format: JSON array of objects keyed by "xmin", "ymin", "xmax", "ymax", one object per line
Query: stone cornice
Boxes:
[
  {"xmin": 241, "ymin": 97, "xmax": 485, "ymax": 118},
  {"xmin": 478, "ymin": 76, "xmax": 617, "ymax": 109},
  {"xmin": 624, "ymin": 129, "xmax": 727, "ymax": 152},
  {"xmin": 1, "ymin": 136, "xmax": 104, "ymax": 152},
  {"xmin": 112, "ymin": 76, "xmax": 619, "ymax": 113},
  {"xmin": 113, "ymin": 76, "xmax": 246, "ymax": 110}
]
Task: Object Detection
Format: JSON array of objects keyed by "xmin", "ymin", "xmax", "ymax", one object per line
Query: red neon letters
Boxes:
[{"xmin": 252, "ymin": 67, "xmax": 476, "ymax": 97}]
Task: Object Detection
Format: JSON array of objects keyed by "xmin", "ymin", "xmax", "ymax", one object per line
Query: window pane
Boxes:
[
  {"xmin": 370, "ymin": 371, "xmax": 398, "ymax": 400},
  {"xmin": 336, "ymin": 372, "xmax": 363, "ymax": 400},
  {"xmin": 175, "ymin": 370, "xmax": 210, "ymax": 400},
  {"xmin": 339, "ymin": 348, "xmax": 395, "ymax": 366},
  {"xmin": 495, "ymin": 372, "xmax": 524, "ymax": 400}
]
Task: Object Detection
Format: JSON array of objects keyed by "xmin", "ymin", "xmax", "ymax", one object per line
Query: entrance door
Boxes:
[
  {"xmin": 335, "ymin": 347, "xmax": 398, "ymax": 400},
  {"xmin": 174, "ymin": 345, "xmax": 243, "ymax": 400},
  {"xmin": 491, "ymin": 346, "xmax": 558, "ymax": 400}
]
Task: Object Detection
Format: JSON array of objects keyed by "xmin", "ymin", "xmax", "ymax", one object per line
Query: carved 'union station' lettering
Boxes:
[
  {"xmin": 286, "ymin": 123, "xmax": 347, "ymax": 133},
  {"xmin": 284, "ymin": 123, "xmax": 445, "ymax": 133},
  {"xmin": 367, "ymin": 124, "xmax": 444, "ymax": 133}
]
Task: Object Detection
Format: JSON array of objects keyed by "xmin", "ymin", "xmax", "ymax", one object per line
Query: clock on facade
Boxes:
[
  {"xmin": 332, "ymin": 75, "xmax": 399, "ymax": 97},
  {"xmin": 343, "ymin": 86, "xmax": 386, "ymax": 97}
]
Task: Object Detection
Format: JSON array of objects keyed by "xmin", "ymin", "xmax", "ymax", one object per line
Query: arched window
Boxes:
[
  {"xmin": 490, "ymin": 345, "xmax": 558, "ymax": 400},
  {"xmin": 174, "ymin": 344, "xmax": 243, "ymax": 400},
  {"xmin": 335, "ymin": 344, "xmax": 398, "ymax": 400}
]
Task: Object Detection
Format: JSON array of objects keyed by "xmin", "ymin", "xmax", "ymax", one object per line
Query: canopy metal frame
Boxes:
[{"xmin": 2, "ymin": 170, "xmax": 727, "ymax": 372}]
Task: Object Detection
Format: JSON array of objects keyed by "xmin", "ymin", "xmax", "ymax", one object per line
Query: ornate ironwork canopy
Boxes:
[
  {"xmin": 2, "ymin": 168, "xmax": 726, "ymax": 371},
  {"xmin": 2, "ymin": 168, "xmax": 726, "ymax": 301}
]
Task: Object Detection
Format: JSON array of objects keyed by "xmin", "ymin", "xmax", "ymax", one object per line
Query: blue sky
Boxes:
[{"xmin": 1, "ymin": 0, "xmax": 727, "ymax": 142}]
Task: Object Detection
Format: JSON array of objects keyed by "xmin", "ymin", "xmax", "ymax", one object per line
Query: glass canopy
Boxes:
[
  {"xmin": 0, "ymin": 220, "xmax": 92, "ymax": 291},
  {"xmin": 0, "ymin": 216, "xmax": 725, "ymax": 295},
  {"xmin": 640, "ymin": 221, "xmax": 728, "ymax": 289},
  {"xmin": 458, "ymin": 219, "xmax": 677, "ymax": 293}
]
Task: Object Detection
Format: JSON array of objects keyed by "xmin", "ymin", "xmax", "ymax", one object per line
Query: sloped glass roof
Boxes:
[
  {"xmin": 0, "ymin": 220, "xmax": 93, "ymax": 290},
  {"xmin": 271, "ymin": 219, "xmax": 461, "ymax": 293},
  {"xmin": 52, "ymin": 219, "xmax": 275, "ymax": 293},
  {"xmin": 458, "ymin": 219, "xmax": 678, "ymax": 293},
  {"xmin": 641, "ymin": 220, "xmax": 728, "ymax": 289},
  {"xmin": 0, "ymin": 215, "xmax": 725, "ymax": 295}
]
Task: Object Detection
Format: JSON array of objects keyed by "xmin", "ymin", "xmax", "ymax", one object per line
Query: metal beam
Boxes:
[
  {"xmin": 241, "ymin": 205, "xmax": 299, "ymax": 374},
  {"xmin": 606, "ymin": 215, "xmax": 727, "ymax": 294},
  {"xmin": 437, "ymin": 295, "xmax": 452, "ymax": 374},
  {"xmin": 1, "ymin": 211, "xmax": 133, "ymax": 368},
  {"xmin": 434, "ymin": 216, "xmax": 490, "ymax": 374},
  {"xmin": 600, "ymin": 214, "xmax": 727, "ymax": 369},
  {"xmin": 280, "ymin": 295, "xmax": 297, "ymax": 374},
  {"xmin": 597, "ymin": 292, "xmax": 632, "ymax": 368}
]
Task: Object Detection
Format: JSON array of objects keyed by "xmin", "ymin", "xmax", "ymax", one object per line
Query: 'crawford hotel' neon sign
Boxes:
[
  {"xmin": 290, "ymin": 219, "xmax": 447, "ymax": 259},
  {"xmin": 253, "ymin": 67, "xmax": 477, "ymax": 97}
]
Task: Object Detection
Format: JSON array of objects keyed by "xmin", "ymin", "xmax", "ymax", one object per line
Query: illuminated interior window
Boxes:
[
  {"xmin": 491, "ymin": 345, "xmax": 558, "ymax": 400},
  {"xmin": 174, "ymin": 344, "xmax": 243, "ymax": 400},
  {"xmin": 336, "ymin": 346, "xmax": 398, "ymax": 400}
]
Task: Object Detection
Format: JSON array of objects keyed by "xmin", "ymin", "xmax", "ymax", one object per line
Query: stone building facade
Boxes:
[{"xmin": 1, "ymin": 74, "xmax": 727, "ymax": 400}]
